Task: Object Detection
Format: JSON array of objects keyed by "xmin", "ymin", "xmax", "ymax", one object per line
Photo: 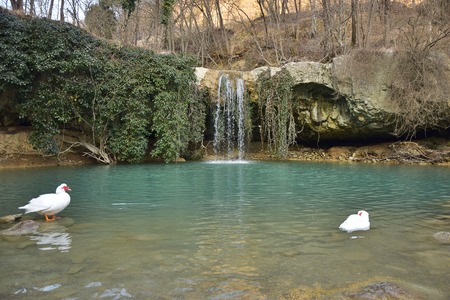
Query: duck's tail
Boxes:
[{"xmin": 18, "ymin": 205, "xmax": 33, "ymax": 214}]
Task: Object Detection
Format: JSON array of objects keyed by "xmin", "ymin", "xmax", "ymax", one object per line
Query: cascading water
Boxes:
[{"xmin": 213, "ymin": 74, "xmax": 247, "ymax": 160}]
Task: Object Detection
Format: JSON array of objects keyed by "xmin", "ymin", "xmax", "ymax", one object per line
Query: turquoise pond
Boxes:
[{"xmin": 0, "ymin": 161, "xmax": 449, "ymax": 299}]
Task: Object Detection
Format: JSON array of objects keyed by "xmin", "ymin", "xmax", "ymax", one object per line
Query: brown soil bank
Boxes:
[{"xmin": 1, "ymin": 128, "xmax": 450, "ymax": 168}]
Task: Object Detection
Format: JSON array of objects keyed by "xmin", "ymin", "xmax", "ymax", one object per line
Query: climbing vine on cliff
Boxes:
[
  {"xmin": 149, "ymin": 55, "xmax": 206, "ymax": 163},
  {"xmin": 256, "ymin": 69, "xmax": 297, "ymax": 158}
]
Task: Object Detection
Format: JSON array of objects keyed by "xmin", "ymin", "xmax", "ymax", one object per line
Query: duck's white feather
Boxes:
[
  {"xmin": 19, "ymin": 183, "xmax": 71, "ymax": 216},
  {"xmin": 339, "ymin": 210, "xmax": 370, "ymax": 233}
]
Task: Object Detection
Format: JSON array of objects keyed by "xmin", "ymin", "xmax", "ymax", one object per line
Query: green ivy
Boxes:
[
  {"xmin": 0, "ymin": 9, "xmax": 205, "ymax": 163},
  {"xmin": 149, "ymin": 55, "xmax": 206, "ymax": 162},
  {"xmin": 121, "ymin": 0, "xmax": 137, "ymax": 18},
  {"xmin": 0, "ymin": 11, "xmax": 32, "ymax": 91},
  {"xmin": 161, "ymin": 0, "xmax": 175, "ymax": 25}
]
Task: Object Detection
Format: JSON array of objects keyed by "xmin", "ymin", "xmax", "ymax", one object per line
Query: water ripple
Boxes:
[{"xmin": 0, "ymin": 162, "xmax": 449, "ymax": 299}]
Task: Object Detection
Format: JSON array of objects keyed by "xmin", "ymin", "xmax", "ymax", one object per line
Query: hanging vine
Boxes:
[{"xmin": 256, "ymin": 68, "xmax": 297, "ymax": 158}]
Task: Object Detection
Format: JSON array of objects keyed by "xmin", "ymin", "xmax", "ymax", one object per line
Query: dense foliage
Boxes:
[{"xmin": 0, "ymin": 9, "xmax": 206, "ymax": 163}]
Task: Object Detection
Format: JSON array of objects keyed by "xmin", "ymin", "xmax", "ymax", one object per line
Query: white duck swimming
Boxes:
[
  {"xmin": 19, "ymin": 183, "xmax": 71, "ymax": 222},
  {"xmin": 339, "ymin": 210, "xmax": 370, "ymax": 233}
]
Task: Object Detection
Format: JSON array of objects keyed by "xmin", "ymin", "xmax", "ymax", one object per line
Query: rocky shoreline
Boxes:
[
  {"xmin": 1, "ymin": 139, "xmax": 450, "ymax": 169},
  {"xmin": 1, "ymin": 127, "xmax": 450, "ymax": 168}
]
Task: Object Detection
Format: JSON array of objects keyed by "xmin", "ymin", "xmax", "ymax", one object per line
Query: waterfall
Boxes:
[{"xmin": 213, "ymin": 74, "xmax": 246, "ymax": 160}]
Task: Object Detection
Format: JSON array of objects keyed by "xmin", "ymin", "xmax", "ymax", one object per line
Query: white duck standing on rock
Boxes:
[
  {"xmin": 19, "ymin": 183, "xmax": 71, "ymax": 222},
  {"xmin": 339, "ymin": 210, "xmax": 370, "ymax": 233}
]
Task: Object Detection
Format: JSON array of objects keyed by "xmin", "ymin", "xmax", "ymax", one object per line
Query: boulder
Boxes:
[
  {"xmin": 346, "ymin": 282, "xmax": 413, "ymax": 299},
  {"xmin": 1, "ymin": 220, "xmax": 40, "ymax": 236}
]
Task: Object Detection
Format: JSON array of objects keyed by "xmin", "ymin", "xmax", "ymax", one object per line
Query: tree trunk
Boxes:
[
  {"xmin": 48, "ymin": 0, "xmax": 54, "ymax": 18},
  {"xmin": 281, "ymin": 0, "xmax": 289, "ymax": 16},
  {"xmin": 215, "ymin": 0, "xmax": 224, "ymax": 30},
  {"xmin": 133, "ymin": 0, "xmax": 141, "ymax": 46},
  {"xmin": 321, "ymin": 0, "xmax": 332, "ymax": 59},
  {"xmin": 351, "ymin": 0, "xmax": 358, "ymax": 47},
  {"xmin": 59, "ymin": 0, "xmax": 65, "ymax": 21},
  {"xmin": 257, "ymin": 0, "xmax": 269, "ymax": 39},
  {"xmin": 382, "ymin": 0, "xmax": 389, "ymax": 46},
  {"xmin": 362, "ymin": 0, "xmax": 376, "ymax": 47},
  {"xmin": 10, "ymin": 0, "xmax": 24, "ymax": 12},
  {"xmin": 294, "ymin": 0, "xmax": 302, "ymax": 14},
  {"xmin": 310, "ymin": 0, "xmax": 317, "ymax": 38},
  {"xmin": 29, "ymin": 0, "xmax": 35, "ymax": 15},
  {"xmin": 214, "ymin": 0, "xmax": 230, "ymax": 57}
]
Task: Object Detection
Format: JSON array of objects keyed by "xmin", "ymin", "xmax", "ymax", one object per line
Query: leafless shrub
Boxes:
[{"xmin": 389, "ymin": 14, "xmax": 450, "ymax": 139}]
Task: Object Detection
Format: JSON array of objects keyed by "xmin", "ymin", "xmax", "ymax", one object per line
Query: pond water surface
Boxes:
[{"xmin": 0, "ymin": 161, "xmax": 449, "ymax": 299}]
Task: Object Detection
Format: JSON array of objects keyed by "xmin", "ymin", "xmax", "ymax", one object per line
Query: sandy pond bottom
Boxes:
[{"xmin": 0, "ymin": 161, "xmax": 449, "ymax": 299}]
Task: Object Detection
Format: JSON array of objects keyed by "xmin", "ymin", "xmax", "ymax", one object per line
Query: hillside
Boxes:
[
  {"xmin": 244, "ymin": 1, "xmax": 447, "ymax": 68},
  {"xmin": 2, "ymin": 1, "xmax": 449, "ymax": 69},
  {"xmin": 128, "ymin": 0, "xmax": 450, "ymax": 70}
]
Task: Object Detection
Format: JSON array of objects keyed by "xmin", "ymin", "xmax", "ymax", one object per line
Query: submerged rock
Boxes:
[
  {"xmin": 433, "ymin": 232, "xmax": 450, "ymax": 244},
  {"xmin": 33, "ymin": 283, "xmax": 62, "ymax": 292},
  {"xmin": 286, "ymin": 281, "xmax": 416, "ymax": 300},
  {"xmin": 347, "ymin": 282, "xmax": 413, "ymax": 299},
  {"xmin": 1, "ymin": 220, "xmax": 40, "ymax": 236},
  {"xmin": 100, "ymin": 288, "xmax": 132, "ymax": 298}
]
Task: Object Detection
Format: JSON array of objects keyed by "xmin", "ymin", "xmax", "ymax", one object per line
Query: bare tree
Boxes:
[
  {"xmin": 66, "ymin": 0, "xmax": 81, "ymax": 26},
  {"xmin": 9, "ymin": 0, "xmax": 24, "ymax": 12},
  {"xmin": 361, "ymin": 0, "xmax": 376, "ymax": 48},
  {"xmin": 281, "ymin": 0, "xmax": 288, "ymax": 16},
  {"xmin": 382, "ymin": 0, "xmax": 389, "ymax": 46},
  {"xmin": 29, "ymin": 0, "xmax": 35, "ymax": 15},
  {"xmin": 47, "ymin": 0, "xmax": 54, "ymax": 18},
  {"xmin": 257, "ymin": 0, "xmax": 269, "ymax": 40},
  {"xmin": 310, "ymin": 0, "xmax": 317, "ymax": 38},
  {"xmin": 59, "ymin": 0, "xmax": 65, "ymax": 21},
  {"xmin": 214, "ymin": 0, "xmax": 231, "ymax": 57},
  {"xmin": 229, "ymin": 2, "xmax": 272, "ymax": 65},
  {"xmin": 351, "ymin": 0, "xmax": 358, "ymax": 47},
  {"xmin": 390, "ymin": 9, "xmax": 450, "ymax": 138},
  {"xmin": 321, "ymin": 0, "xmax": 333, "ymax": 60}
]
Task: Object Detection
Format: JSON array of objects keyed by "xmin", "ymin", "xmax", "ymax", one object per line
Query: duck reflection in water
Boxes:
[{"xmin": 29, "ymin": 222, "xmax": 72, "ymax": 252}]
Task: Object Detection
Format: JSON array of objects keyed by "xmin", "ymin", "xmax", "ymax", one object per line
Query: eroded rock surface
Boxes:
[
  {"xmin": 196, "ymin": 52, "xmax": 450, "ymax": 143},
  {"xmin": 1, "ymin": 220, "xmax": 40, "ymax": 236}
]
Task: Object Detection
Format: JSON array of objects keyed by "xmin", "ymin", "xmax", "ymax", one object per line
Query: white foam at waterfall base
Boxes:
[{"xmin": 204, "ymin": 160, "xmax": 253, "ymax": 164}]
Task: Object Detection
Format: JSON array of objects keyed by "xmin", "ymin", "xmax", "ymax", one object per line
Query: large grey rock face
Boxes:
[{"xmin": 196, "ymin": 52, "xmax": 450, "ymax": 143}]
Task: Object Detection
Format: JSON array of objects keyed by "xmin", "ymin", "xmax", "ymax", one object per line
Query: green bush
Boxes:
[{"xmin": 0, "ymin": 9, "xmax": 205, "ymax": 163}]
